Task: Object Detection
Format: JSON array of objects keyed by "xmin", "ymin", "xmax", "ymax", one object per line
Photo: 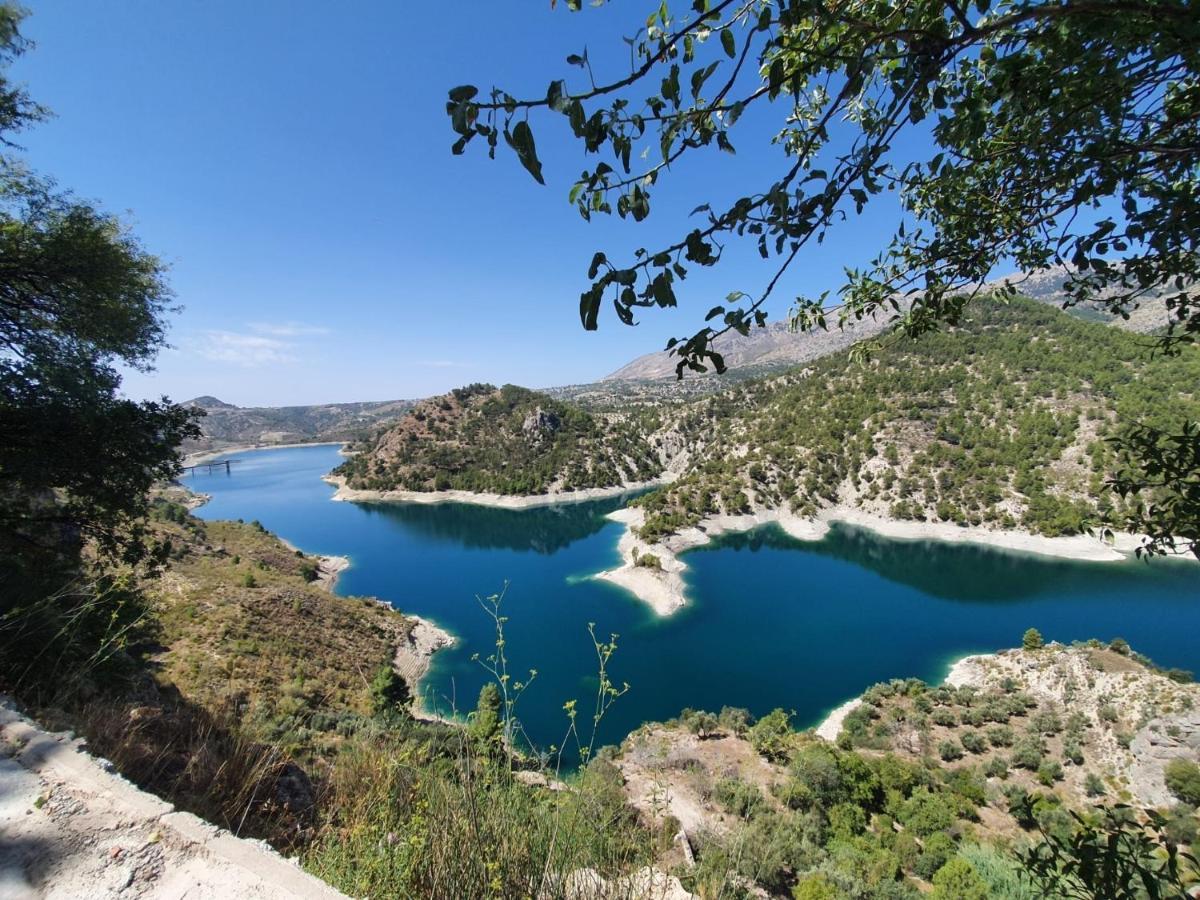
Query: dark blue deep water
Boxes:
[{"xmin": 188, "ymin": 445, "xmax": 1198, "ymax": 755}]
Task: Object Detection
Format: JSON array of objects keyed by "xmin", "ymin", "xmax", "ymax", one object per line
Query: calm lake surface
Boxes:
[{"xmin": 189, "ymin": 444, "xmax": 1198, "ymax": 755}]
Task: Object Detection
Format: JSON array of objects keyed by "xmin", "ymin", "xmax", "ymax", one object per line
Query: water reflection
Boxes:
[
  {"xmin": 351, "ymin": 493, "xmax": 641, "ymax": 554},
  {"xmin": 696, "ymin": 522, "xmax": 1193, "ymax": 603}
]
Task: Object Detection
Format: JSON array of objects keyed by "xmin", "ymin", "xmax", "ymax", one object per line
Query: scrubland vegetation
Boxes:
[
  {"xmin": 338, "ymin": 383, "xmax": 664, "ymax": 495},
  {"xmin": 634, "ymin": 298, "xmax": 1200, "ymax": 543}
]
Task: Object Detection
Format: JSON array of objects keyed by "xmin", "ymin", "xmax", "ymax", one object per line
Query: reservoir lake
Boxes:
[{"xmin": 189, "ymin": 444, "xmax": 1198, "ymax": 756}]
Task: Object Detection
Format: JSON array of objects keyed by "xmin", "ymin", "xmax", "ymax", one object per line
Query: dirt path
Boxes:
[{"xmin": 0, "ymin": 700, "xmax": 346, "ymax": 900}]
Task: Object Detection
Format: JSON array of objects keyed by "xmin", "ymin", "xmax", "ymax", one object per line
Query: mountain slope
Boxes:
[
  {"xmin": 183, "ymin": 396, "xmax": 416, "ymax": 453},
  {"xmin": 601, "ymin": 315, "xmax": 891, "ymax": 382},
  {"xmin": 633, "ymin": 296, "xmax": 1200, "ymax": 541},
  {"xmin": 600, "ymin": 265, "xmax": 1179, "ymax": 383},
  {"xmin": 335, "ymin": 383, "xmax": 664, "ymax": 495}
]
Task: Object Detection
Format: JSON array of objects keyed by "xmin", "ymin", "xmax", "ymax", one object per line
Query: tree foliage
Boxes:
[
  {"xmin": 1017, "ymin": 804, "xmax": 1198, "ymax": 899},
  {"xmin": 448, "ymin": 0, "xmax": 1200, "ymax": 552},
  {"xmin": 0, "ymin": 5, "xmax": 197, "ymax": 595}
]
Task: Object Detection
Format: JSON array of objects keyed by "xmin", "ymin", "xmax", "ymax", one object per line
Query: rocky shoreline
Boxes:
[
  {"xmin": 392, "ymin": 616, "xmax": 457, "ymax": 722},
  {"xmin": 323, "ymin": 472, "xmax": 669, "ymax": 510}
]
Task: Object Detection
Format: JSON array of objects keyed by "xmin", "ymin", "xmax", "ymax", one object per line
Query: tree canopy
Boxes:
[
  {"xmin": 448, "ymin": 0, "xmax": 1198, "ymax": 555},
  {"xmin": 0, "ymin": 5, "xmax": 197, "ymax": 590}
]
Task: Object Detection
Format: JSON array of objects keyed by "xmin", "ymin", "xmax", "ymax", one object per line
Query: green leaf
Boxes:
[
  {"xmin": 587, "ymin": 251, "xmax": 607, "ymax": 279},
  {"xmin": 720, "ymin": 28, "xmax": 736, "ymax": 59},
  {"xmin": 546, "ymin": 80, "xmax": 569, "ymax": 112},
  {"xmin": 510, "ymin": 121, "xmax": 545, "ymax": 185}
]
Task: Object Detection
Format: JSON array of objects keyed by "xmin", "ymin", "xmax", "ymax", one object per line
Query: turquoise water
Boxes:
[{"xmin": 188, "ymin": 445, "xmax": 1199, "ymax": 757}]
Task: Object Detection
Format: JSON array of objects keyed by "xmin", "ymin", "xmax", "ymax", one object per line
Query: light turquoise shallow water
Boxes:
[{"xmin": 188, "ymin": 444, "xmax": 1199, "ymax": 756}]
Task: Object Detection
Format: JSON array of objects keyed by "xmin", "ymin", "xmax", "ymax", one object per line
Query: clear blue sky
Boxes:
[{"xmin": 15, "ymin": 1, "xmax": 918, "ymax": 406}]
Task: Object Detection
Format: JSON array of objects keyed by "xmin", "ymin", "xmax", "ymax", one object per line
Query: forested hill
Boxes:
[
  {"xmin": 633, "ymin": 296, "xmax": 1200, "ymax": 542},
  {"xmin": 335, "ymin": 383, "xmax": 664, "ymax": 495}
]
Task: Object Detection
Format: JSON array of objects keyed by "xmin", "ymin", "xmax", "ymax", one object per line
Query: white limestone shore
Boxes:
[
  {"xmin": 314, "ymin": 554, "xmax": 350, "ymax": 592},
  {"xmin": 594, "ymin": 504, "xmax": 1154, "ymax": 618},
  {"xmin": 392, "ymin": 616, "xmax": 458, "ymax": 723},
  {"xmin": 324, "ymin": 473, "xmax": 668, "ymax": 509},
  {"xmin": 181, "ymin": 440, "xmax": 345, "ymax": 468},
  {"xmin": 814, "ymin": 698, "xmax": 864, "ymax": 742}
]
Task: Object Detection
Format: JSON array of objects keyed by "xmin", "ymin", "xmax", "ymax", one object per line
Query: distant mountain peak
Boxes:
[
  {"xmin": 601, "ymin": 316, "xmax": 890, "ymax": 382},
  {"xmin": 184, "ymin": 396, "xmax": 238, "ymax": 409}
]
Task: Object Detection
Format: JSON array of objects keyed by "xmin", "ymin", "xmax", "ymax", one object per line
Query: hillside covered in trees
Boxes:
[
  {"xmin": 337, "ymin": 299, "xmax": 1199, "ymax": 544},
  {"xmin": 336, "ymin": 383, "xmax": 665, "ymax": 495},
  {"xmin": 632, "ymin": 297, "xmax": 1200, "ymax": 543}
]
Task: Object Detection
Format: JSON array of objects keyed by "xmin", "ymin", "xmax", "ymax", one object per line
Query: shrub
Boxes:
[
  {"xmin": 1011, "ymin": 736, "xmax": 1044, "ymax": 770},
  {"xmin": 1022, "ymin": 628, "xmax": 1044, "ymax": 650},
  {"xmin": 960, "ymin": 731, "xmax": 986, "ymax": 754},
  {"xmin": 984, "ymin": 756, "xmax": 1009, "ymax": 780},
  {"xmin": 930, "ymin": 857, "xmax": 990, "ymax": 900},
  {"xmin": 718, "ymin": 706, "xmax": 752, "ymax": 736},
  {"xmin": 957, "ymin": 843, "xmax": 1038, "ymax": 900},
  {"xmin": 1062, "ymin": 739, "xmax": 1084, "ymax": 766},
  {"xmin": 827, "ymin": 802, "xmax": 867, "ymax": 840},
  {"xmin": 791, "ymin": 872, "xmax": 849, "ymax": 900},
  {"xmin": 368, "ymin": 666, "xmax": 411, "ymax": 717},
  {"xmin": 898, "ymin": 788, "xmax": 959, "ymax": 838},
  {"xmin": 749, "ymin": 708, "xmax": 794, "ymax": 762},
  {"xmin": 1037, "ymin": 760, "xmax": 1064, "ymax": 786},
  {"xmin": 714, "ymin": 778, "xmax": 764, "ymax": 820},
  {"xmin": 987, "ymin": 724, "xmax": 1015, "ymax": 747},
  {"xmin": 242, "ymin": 572, "xmax": 258, "ymax": 588},
  {"xmin": 1084, "ymin": 772, "xmax": 1106, "ymax": 797},
  {"xmin": 932, "ymin": 708, "xmax": 958, "ymax": 727},
  {"xmin": 1029, "ymin": 709, "xmax": 1063, "ymax": 735},
  {"xmin": 913, "ymin": 832, "xmax": 955, "ymax": 880},
  {"xmin": 1165, "ymin": 759, "xmax": 1200, "ymax": 806},
  {"xmin": 939, "ymin": 739, "xmax": 963, "ymax": 761},
  {"xmin": 632, "ymin": 550, "xmax": 662, "ymax": 570},
  {"xmin": 1163, "ymin": 804, "xmax": 1198, "ymax": 846}
]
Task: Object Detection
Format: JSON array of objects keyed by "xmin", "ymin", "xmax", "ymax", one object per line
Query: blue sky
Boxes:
[{"xmin": 15, "ymin": 1, "xmax": 918, "ymax": 406}]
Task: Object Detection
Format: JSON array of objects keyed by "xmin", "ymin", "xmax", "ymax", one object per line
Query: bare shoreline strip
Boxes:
[
  {"xmin": 392, "ymin": 616, "xmax": 458, "ymax": 724},
  {"xmin": 181, "ymin": 440, "xmax": 346, "ymax": 468},
  {"xmin": 592, "ymin": 505, "xmax": 1156, "ymax": 618},
  {"xmin": 323, "ymin": 473, "xmax": 669, "ymax": 510}
]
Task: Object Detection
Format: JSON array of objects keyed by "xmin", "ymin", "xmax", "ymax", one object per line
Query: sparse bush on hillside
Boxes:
[{"xmin": 1165, "ymin": 759, "xmax": 1200, "ymax": 806}]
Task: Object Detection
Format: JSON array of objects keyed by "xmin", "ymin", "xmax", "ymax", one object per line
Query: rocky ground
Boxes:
[
  {"xmin": 949, "ymin": 644, "xmax": 1200, "ymax": 809},
  {"xmin": 0, "ymin": 700, "xmax": 346, "ymax": 900}
]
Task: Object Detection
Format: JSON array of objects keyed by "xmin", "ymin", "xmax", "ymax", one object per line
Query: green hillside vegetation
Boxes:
[
  {"xmin": 634, "ymin": 297, "xmax": 1200, "ymax": 542},
  {"xmin": 337, "ymin": 383, "xmax": 664, "ymax": 495},
  {"xmin": 143, "ymin": 501, "xmax": 414, "ymax": 756}
]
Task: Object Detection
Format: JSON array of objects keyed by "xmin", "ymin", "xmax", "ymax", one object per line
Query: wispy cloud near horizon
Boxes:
[
  {"xmin": 190, "ymin": 330, "xmax": 298, "ymax": 366},
  {"xmin": 247, "ymin": 320, "xmax": 331, "ymax": 337}
]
